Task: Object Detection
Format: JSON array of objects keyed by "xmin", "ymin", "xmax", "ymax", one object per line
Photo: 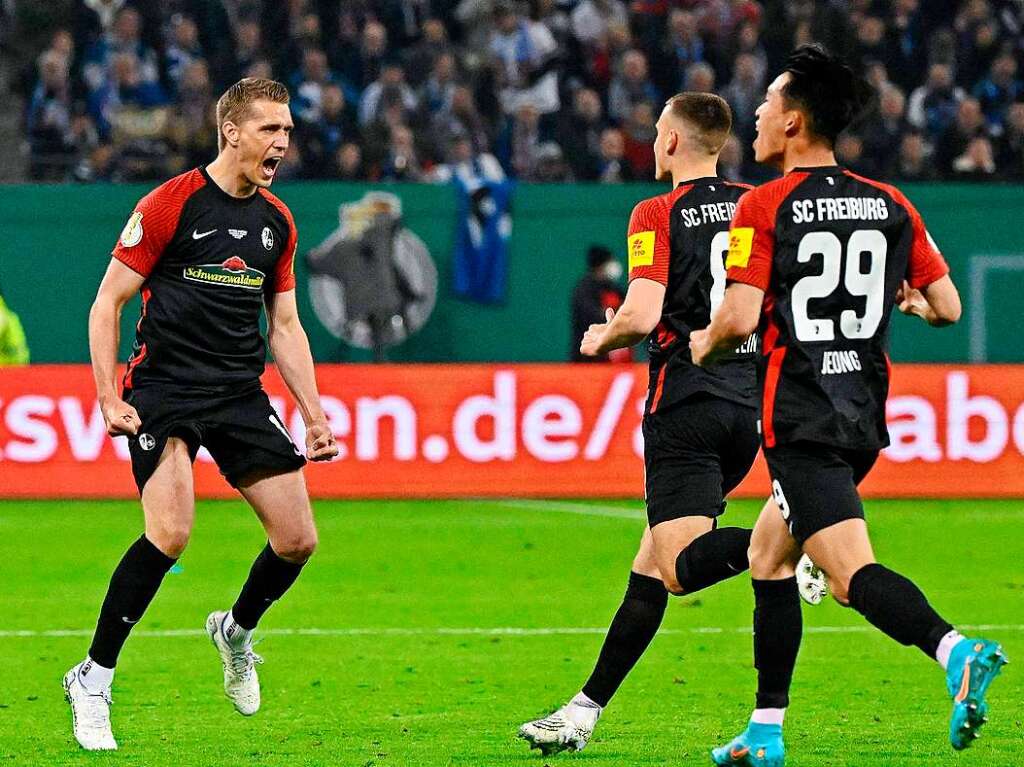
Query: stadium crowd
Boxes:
[{"xmin": 8, "ymin": 0, "xmax": 1024, "ymax": 184}]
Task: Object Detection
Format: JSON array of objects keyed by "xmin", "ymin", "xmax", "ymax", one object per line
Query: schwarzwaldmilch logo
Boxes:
[{"xmin": 183, "ymin": 257, "xmax": 266, "ymax": 291}]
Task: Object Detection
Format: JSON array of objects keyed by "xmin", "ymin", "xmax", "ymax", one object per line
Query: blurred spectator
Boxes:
[
  {"xmin": 165, "ymin": 15, "xmax": 203, "ymax": 95},
  {"xmin": 862, "ymin": 85, "xmax": 908, "ymax": 177},
  {"xmin": 571, "ymin": 0, "xmax": 628, "ymax": 48},
  {"xmin": 429, "ymin": 135, "xmax": 505, "ymax": 184},
  {"xmin": 432, "ymin": 85, "xmax": 492, "ymax": 158},
  {"xmin": 419, "ymin": 52, "xmax": 458, "ymax": 117},
  {"xmin": 0, "ymin": 283, "xmax": 30, "ymax": 366},
  {"xmin": 335, "ymin": 142, "xmax": 368, "ymax": 181},
  {"xmin": 212, "ymin": 18, "xmax": 264, "ymax": 88},
  {"xmin": 359, "ymin": 63, "xmax": 418, "ymax": 126},
  {"xmin": 292, "ymin": 48, "xmax": 338, "ymax": 125},
  {"xmin": 996, "ymin": 102, "xmax": 1024, "ymax": 180},
  {"xmin": 893, "ymin": 130, "xmax": 938, "ymax": 181},
  {"xmin": 907, "ymin": 62, "xmax": 966, "ymax": 137},
  {"xmin": 722, "ymin": 53, "xmax": 763, "ymax": 147},
  {"xmin": 570, "ymin": 245, "xmax": 628, "ymax": 363},
  {"xmin": 684, "ymin": 61, "xmax": 716, "ymax": 94},
  {"xmin": 379, "ymin": 124, "xmax": 426, "ymax": 181},
  {"xmin": 622, "ymin": 101, "xmax": 655, "ymax": 179},
  {"xmin": 26, "ymin": 49, "xmax": 76, "ymax": 180},
  {"xmin": 557, "ymin": 87, "xmax": 607, "ymax": 180},
  {"xmin": 973, "ymin": 53, "xmax": 1021, "ymax": 127},
  {"xmin": 718, "ymin": 134, "xmax": 744, "ymax": 181},
  {"xmin": 82, "ymin": 7, "xmax": 160, "ymax": 93},
  {"xmin": 403, "ymin": 18, "xmax": 452, "ymax": 89},
  {"xmin": 508, "ymin": 102, "xmax": 544, "ymax": 179},
  {"xmin": 339, "ymin": 20, "xmax": 389, "ymax": 94},
  {"xmin": 654, "ymin": 10, "xmax": 710, "ymax": 98},
  {"xmin": 951, "ymin": 135, "xmax": 998, "ymax": 178},
  {"xmin": 489, "ymin": 0, "xmax": 560, "ymax": 115},
  {"xmin": 836, "ymin": 132, "xmax": 867, "ymax": 173},
  {"xmin": 597, "ymin": 127, "xmax": 635, "ymax": 182},
  {"xmin": 608, "ymin": 49, "xmax": 658, "ymax": 123},
  {"xmin": 935, "ymin": 97, "xmax": 989, "ymax": 174},
  {"xmin": 88, "ymin": 51, "xmax": 167, "ymax": 140},
  {"xmin": 172, "ymin": 59, "xmax": 217, "ymax": 169},
  {"xmin": 297, "ymin": 83, "xmax": 358, "ymax": 178},
  {"xmin": 534, "ymin": 142, "xmax": 574, "ymax": 182}
]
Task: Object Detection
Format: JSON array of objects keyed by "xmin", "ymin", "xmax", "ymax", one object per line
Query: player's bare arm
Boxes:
[
  {"xmin": 266, "ymin": 288, "xmax": 338, "ymax": 461},
  {"xmin": 89, "ymin": 259, "xmax": 145, "ymax": 436},
  {"xmin": 689, "ymin": 282, "xmax": 763, "ymax": 367},
  {"xmin": 580, "ymin": 278, "xmax": 664, "ymax": 357},
  {"xmin": 896, "ymin": 274, "xmax": 962, "ymax": 327}
]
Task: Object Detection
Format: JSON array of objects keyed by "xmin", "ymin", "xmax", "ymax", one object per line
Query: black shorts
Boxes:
[
  {"xmin": 125, "ymin": 385, "xmax": 306, "ymax": 495},
  {"xmin": 643, "ymin": 394, "xmax": 760, "ymax": 527},
  {"xmin": 764, "ymin": 442, "xmax": 879, "ymax": 544}
]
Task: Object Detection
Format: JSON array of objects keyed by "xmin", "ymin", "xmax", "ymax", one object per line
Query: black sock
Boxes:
[
  {"xmin": 753, "ymin": 577, "xmax": 802, "ymax": 709},
  {"xmin": 674, "ymin": 527, "xmax": 751, "ymax": 594},
  {"xmin": 581, "ymin": 571, "xmax": 668, "ymax": 707},
  {"xmin": 231, "ymin": 543, "xmax": 306, "ymax": 630},
  {"xmin": 88, "ymin": 535, "xmax": 176, "ymax": 668},
  {"xmin": 847, "ymin": 563, "xmax": 954, "ymax": 658}
]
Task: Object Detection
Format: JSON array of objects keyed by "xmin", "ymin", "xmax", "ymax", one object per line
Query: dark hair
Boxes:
[
  {"xmin": 782, "ymin": 44, "xmax": 872, "ymax": 147},
  {"xmin": 587, "ymin": 245, "xmax": 614, "ymax": 269},
  {"xmin": 665, "ymin": 92, "xmax": 732, "ymax": 154}
]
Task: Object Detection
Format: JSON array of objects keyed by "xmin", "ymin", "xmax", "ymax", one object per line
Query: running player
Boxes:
[
  {"xmin": 690, "ymin": 46, "xmax": 1006, "ymax": 766},
  {"xmin": 63, "ymin": 78, "xmax": 339, "ymax": 750},
  {"xmin": 519, "ymin": 94, "xmax": 822, "ymax": 755}
]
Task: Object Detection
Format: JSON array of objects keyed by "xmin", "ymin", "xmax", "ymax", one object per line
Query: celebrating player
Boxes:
[
  {"xmin": 519, "ymin": 93, "xmax": 822, "ymax": 755},
  {"xmin": 63, "ymin": 78, "xmax": 339, "ymax": 751},
  {"xmin": 690, "ymin": 46, "xmax": 1006, "ymax": 766}
]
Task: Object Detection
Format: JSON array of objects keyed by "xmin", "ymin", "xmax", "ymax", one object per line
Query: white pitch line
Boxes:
[
  {"xmin": 483, "ymin": 499, "xmax": 644, "ymax": 520},
  {"xmin": 1, "ymin": 624, "xmax": 1022, "ymax": 639}
]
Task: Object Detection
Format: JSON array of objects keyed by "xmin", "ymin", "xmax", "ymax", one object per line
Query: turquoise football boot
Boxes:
[
  {"xmin": 711, "ymin": 722, "xmax": 784, "ymax": 767},
  {"xmin": 946, "ymin": 638, "xmax": 1008, "ymax": 750}
]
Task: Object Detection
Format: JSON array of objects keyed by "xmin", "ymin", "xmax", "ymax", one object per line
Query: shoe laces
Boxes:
[{"xmin": 228, "ymin": 641, "xmax": 264, "ymax": 677}]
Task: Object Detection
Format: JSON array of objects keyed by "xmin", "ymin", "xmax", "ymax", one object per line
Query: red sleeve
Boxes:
[
  {"xmin": 626, "ymin": 196, "xmax": 671, "ymax": 285},
  {"xmin": 725, "ymin": 190, "xmax": 773, "ymax": 291},
  {"xmin": 261, "ymin": 191, "xmax": 298, "ymax": 292},
  {"xmin": 897, "ymin": 193, "xmax": 949, "ymax": 289},
  {"xmin": 111, "ymin": 189, "xmax": 178, "ymax": 277}
]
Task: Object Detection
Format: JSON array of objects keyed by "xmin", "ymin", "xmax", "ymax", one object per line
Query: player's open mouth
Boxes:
[{"xmin": 261, "ymin": 157, "xmax": 282, "ymax": 179}]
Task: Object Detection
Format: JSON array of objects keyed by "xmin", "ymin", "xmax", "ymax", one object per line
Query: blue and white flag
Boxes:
[{"xmin": 452, "ymin": 174, "xmax": 514, "ymax": 304}]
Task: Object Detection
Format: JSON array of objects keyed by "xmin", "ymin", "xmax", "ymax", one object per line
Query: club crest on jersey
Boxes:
[
  {"xmin": 628, "ymin": 231, "xmax": 655, "ymax": 269},
  {"xmin": 183, "ymin": 256, "xmax": 266, "ymax": 291},
  {"xmin": 119, "ymin": 211, "xmax": 144, "ymax": 248},
  {"xmin": 228, "ymin": 229, "xmax": 247, "ymax": 239},
  {"xmin": 262, "ymin": 227, "xmax": 274, "ymax": 250}
]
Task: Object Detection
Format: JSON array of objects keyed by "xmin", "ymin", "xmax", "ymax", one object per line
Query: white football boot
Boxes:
[
  {"xmin": 796, "ymin": 553, "xmax": 829, "ymax": 605},
  {"xmin": 63, "ymin": 662, "xmax": 117, "ymax": 751},
  {"xmin": 206, "ymin": 611, "xmax": 262, "ymax": 716},
  {"xmin": 518, "ymin": 697, "xmax": 601, "ymax": 755}
]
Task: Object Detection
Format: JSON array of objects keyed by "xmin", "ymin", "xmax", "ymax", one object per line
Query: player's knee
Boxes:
[
  {"xmin": 657, "ymin": 565, "xmax": 685, "ymax": 596},
  {"xmin": 274, "ymin": 530, "xmax": 318, "ymax": 563},
  {"xmin": 748, "ymin": 542, "xmax": 793, "ymax": 580},
  {"xmin": 829, "ymin": 575, "xmax": 852, "ymax": 606},
  {"xmin": 148, "ymin": 524, "xmax": 191, "ymax": 558}
]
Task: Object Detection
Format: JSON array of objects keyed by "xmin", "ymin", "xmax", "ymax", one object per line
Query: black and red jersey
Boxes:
[
  {"xmin": 628, "ymin": 177, "xmax": 757, "ymax": 415},
  {"xmin": 112, "ymin": 167, "xmax": 298, "ymax": 393},
  {"xmin": 726, "ymin": 165, "xmax": 949, "ymax": 451}
]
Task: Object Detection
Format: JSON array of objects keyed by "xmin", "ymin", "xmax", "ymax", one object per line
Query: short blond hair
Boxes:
[
  {"xmin": 215, "ymin": 77, "xmax": 290, "ymax": 151},
  {"xmin": 666, "ymin": 92, "xmax": 732, "ymax": 155}
]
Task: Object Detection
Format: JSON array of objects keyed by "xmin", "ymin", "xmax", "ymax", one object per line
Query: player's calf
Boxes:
[{"xmin": 669, "ymin": 526, "xmax": 750, "ymax": 594}]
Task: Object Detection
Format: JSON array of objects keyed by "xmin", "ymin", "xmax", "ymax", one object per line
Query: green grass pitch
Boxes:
[{"xmin": 0, "ymin": 498, "xmax": 1021, "ymax": 766}]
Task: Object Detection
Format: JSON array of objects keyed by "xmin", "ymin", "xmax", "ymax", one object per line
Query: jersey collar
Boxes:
[
  {"xmin": 200, "ymin": 165, "xmax": 262, "ymax": 206},
  {"xmin": 676, "ymin": 176, "xmax": 722, "ymax": 186},
  {"xmin": 789, "ymin": 165, "xmax": 844, "ymax": 174}
]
